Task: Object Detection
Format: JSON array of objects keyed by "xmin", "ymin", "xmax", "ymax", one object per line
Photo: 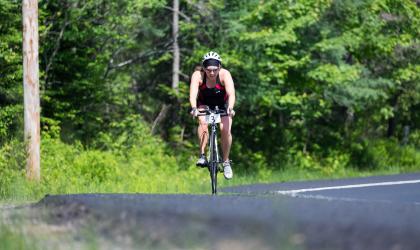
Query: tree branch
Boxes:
[
  {"xmin": 45, "ymin": 16, "xmax": 69, "ymax": 77},
  {"xmin": 110, "ymin": 49, "xmax": 170, "ymax": 69},
  {"xmin": 163, "ymin": 6, "xmax": 191, "ymax": 22}
]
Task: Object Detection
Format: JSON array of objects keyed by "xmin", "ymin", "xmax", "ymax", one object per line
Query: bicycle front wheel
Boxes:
[{"xmin": 209, "ymin": 128, "xmax": 218, "ymax": 194}]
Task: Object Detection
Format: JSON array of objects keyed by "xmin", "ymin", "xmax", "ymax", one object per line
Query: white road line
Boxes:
[{"xmin": 276, "ymin": 179, "xmax": 420, "ymax": 195}]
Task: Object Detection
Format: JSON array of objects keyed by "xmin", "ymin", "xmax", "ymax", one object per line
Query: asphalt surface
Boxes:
[{"xmin": 32, "ymin": 173, "xmax": 420, "ymax": 250}]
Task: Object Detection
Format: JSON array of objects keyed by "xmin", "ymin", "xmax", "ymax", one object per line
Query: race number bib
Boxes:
[{"xmin": 206, "ymin": 113, "xmax": 221, "ymax": 124}]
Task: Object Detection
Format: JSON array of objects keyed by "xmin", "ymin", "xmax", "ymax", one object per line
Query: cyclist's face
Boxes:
[{"xmin": 205, "ymin": 66, "xmax": 220, "ymax": 77}]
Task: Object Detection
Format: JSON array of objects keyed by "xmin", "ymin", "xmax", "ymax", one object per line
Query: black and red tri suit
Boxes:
[{"xmin": 197, "ymin": 73, "xmax": 228, "ymax": 110}]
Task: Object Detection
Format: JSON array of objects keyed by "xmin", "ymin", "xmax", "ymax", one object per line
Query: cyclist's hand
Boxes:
[
  {"xmin": 227, "ymin": 108, "xmax": 236, "ymax": 117},
  {"xmin": 190, "ymin": 107, "xmax": 199, "ymax": 117}
]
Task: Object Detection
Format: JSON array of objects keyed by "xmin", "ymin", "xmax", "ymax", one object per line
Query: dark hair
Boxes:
[
  {"xmin": 194, "ymin": 65, "xmax": 202, "ymax": 72},
  {"xmin": 202, "ymin": 59, "xmax": 221, "ymax": 68}
]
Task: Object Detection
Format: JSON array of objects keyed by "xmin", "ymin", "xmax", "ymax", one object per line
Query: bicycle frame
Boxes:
[{"xmin": 197, "ymin": 107, "xmax": 227, "ymax": 194}]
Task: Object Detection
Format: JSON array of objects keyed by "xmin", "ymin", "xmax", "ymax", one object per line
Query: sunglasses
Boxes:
[{"xmin": 205, "ymin": 68, "xmax": 220, "ymax": 73}]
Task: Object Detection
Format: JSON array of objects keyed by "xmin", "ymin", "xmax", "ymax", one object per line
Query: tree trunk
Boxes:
[
  {"xmin": 402, "ymin": 125, "xmax": 410, "ymax": 145},
  {"xmin": 151, "ymin": 104, "xmax": 170, "ymax": 134},
  {"xmin": 131, "ymin": 77, "xmax": 142, "ymax": 114},
  {"xmin": 22, "ymin": 0, "xmax": 40, "ymax": 181},
  {"xmin": 153, "ymin": 0, "xmax": 180, "ymax": 135},
  {"xmin": 387, "ymin": 94, "xmax": 399, "ymax": 138},
  {"xmin": 387, "ymin": 116, "xmax": 397, "ymax": 138},
  {"xmin": 172, "ymin": 0, "xmax": 180, "ymax": 91}
]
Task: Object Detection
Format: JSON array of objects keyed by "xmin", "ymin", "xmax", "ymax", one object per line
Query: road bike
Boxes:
[{"xmin": 197, "ymin": 107, "xmax": 228, "ymax": 195}]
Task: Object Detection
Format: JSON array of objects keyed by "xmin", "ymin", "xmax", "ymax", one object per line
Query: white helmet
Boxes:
[{"xmin": 202, "ymin": 51, "xmax": 222, "ymax": 63}]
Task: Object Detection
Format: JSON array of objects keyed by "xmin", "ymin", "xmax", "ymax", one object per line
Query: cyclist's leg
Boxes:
[
  {"xmin": 219, "ymin": 115, "xmax": 232, "ymax": 162},
  {"xmin": 197, "ymin": 105, "xmax": 209, "ymax": 154}
]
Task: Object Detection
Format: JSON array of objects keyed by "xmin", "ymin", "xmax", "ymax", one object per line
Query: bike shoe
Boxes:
[
  {"xmin": 196, "ymin": 154, "xmax": 208, "ymax": 167},
  {"xmin": 223, "ymin": 160, "xmax": 233, "ymax": 179}
]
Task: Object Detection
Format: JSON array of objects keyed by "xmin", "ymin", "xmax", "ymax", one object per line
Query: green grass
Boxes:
[
  {"xmin": 0, "ymin": 223, "xmax": 38, "ymax": 250},
  {"xmin": 3, "ymin": 161, "xmax": 418, "ymax": 204},
  {"xmin": 1, "ymin": 131, "xmax": 419, "ymax": 203},
  {"xmin": 0, "ymin": 218, "xmax": 102, "ymax": 250}
]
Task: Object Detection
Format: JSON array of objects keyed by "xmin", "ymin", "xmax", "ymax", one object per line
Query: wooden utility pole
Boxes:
[
  {"xmin": 172, "ymin": 0, "xmax": 180, "ymax": 91},
  {"xmin": 22, "ymin": 0, "xmax": 40, "ymax": 181}
]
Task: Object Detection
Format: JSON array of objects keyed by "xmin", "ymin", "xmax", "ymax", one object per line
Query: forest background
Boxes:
[{"xmin": 1, "ymin": 0, "xmax": 419, "ymax": 200}]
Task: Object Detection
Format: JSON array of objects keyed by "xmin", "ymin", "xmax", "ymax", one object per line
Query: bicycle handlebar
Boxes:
[{"xmin": 196, "ymin": 107, "xmax": 228, "ymax": 116}]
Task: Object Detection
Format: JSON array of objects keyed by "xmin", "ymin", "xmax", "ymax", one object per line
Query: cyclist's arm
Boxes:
[
  {"xmin": 222, "ymin": 69, "xmax": 236, "ymax": 111},
  {"xmin": 189, "ymin": 71, "xmax": 201, "ymax": 109}
]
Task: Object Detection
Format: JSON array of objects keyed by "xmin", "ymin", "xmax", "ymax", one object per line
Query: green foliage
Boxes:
[
  {"xmin": 0, "ymin": 140, "xmax": 26, "ymax": 198},
  {"xmin": 0, "ymin": 0, "xmax": 23, "ymax": 146},
  {"xmin": 282, "ymin": 147, "xmax": 351, "ymax": 176},
  {"xmin": 39, "ymin": 0, "xmax": 169, "ymax": 143},
  {"xmin": 0, "ymin": 0, "xmax": 419, "ymax": 198},
  {"xmin": 0, "ymin": 105, "xmax": 23, "ymax": 143},
  {"xmin": 351, "ymin": 139, "xmax": 420, "ymax": 170},
  {"xmin": 0, "ymin": 119, "xmax": 209, "ymax": 200}
]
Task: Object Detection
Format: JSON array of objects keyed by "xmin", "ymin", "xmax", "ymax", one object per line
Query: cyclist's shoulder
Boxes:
[
  {"xmin": 219, "ymin": 68, "xmax": 233, "ymax": 85},
  {"xmin": 191, "ymin": 70, "xmax": 204, "ymax": 82},
  {"xmin": 191, "ymin": 70, "xmax": 202, "ymax": 77},
  {"xmin": 219, "ymin": 68, "xmax": 230, "ymax": 74},
  {"xmin": 219, "ymin": 68, "xmax": 232, "ymax": 78}
]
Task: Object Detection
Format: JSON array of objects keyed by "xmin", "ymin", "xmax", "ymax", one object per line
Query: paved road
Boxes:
[
  {"xmin": 33, "ymin": 173, "xmax": 420, "ymax": 250},
  {"xmin": 224, "ymin": 172, "xmax": 420, "ymax": 203}
]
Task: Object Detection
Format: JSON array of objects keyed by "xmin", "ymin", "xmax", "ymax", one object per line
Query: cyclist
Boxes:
[{"xmin": 189, "ymin": 51, "xmax": 236, "ymax": 179}]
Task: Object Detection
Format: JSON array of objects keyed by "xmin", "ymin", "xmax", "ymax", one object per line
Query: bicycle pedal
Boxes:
[{"xmin": 196, "ymin": 163, "xmax": 208, "ymax": 168}]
